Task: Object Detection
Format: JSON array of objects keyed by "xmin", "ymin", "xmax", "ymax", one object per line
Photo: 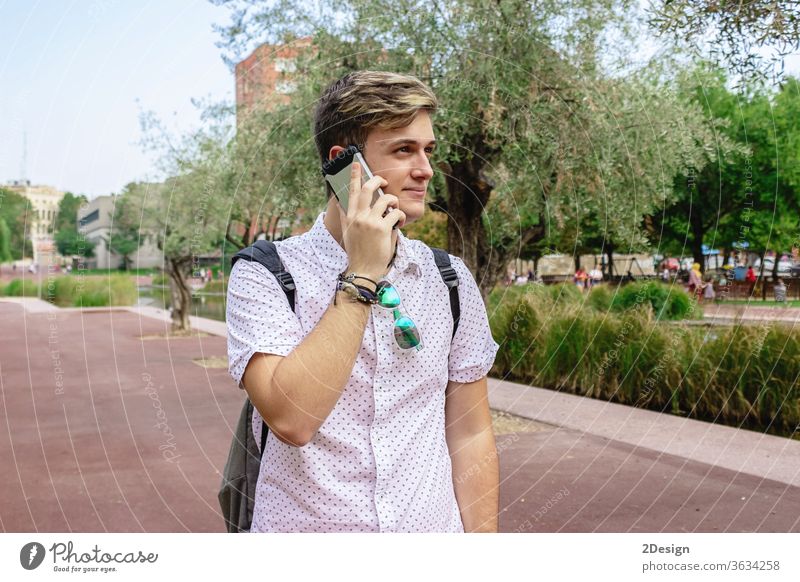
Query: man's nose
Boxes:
[{"xmin": 412, "ymin": 153, "xmax": 434, "ymax": 180}]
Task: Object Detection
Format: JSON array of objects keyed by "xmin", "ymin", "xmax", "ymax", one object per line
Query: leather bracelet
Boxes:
[
  {"xmin": 334, "ymin": 280, "xmax": 378, "ymax": 306},
  {"xmin": 338, "ymin": 272, "xmax": 379, "ymax": 293}
]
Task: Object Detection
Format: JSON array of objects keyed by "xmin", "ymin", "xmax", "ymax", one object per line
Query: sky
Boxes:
[
  {"xmin": 0, "ymin": 0, "xmax": 234, "ymax": 198},
  {"xmin": 1, "ymin": 1, "xmax": 799, "ymax": 199}
]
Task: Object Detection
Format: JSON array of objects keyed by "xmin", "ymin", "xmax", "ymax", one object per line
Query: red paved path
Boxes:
[{"xmin": 2, "ymin": 301, "xmax": 798, "ymax": 532}]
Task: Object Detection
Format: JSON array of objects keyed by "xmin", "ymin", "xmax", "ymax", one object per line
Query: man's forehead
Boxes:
[
  {"xmin": 376, "ymin": 136, "xmax": 437, "ymax": 146},
  {"xmin": 368, "ymin": 112, "xmax": 435, "ymax": 146}
]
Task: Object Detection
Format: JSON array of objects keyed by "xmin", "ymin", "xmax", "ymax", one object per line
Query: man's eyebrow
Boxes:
[{"xmin": 382, "ymin": 138, "xmax": 437, "ymax": 148}]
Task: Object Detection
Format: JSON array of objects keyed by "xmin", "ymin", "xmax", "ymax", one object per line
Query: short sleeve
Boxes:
[
  {"xmin": 226, "ymin": 259, "xmax": 305, "ymax": 386},
  {"xmin": 447, "ymin": 256, "xmax": 500, "ymax": 384}
]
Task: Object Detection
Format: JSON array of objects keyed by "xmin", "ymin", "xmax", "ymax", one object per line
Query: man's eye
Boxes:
[{"xmin": 395, "ymin": 146, "xmax": 435, "ymax": 154}]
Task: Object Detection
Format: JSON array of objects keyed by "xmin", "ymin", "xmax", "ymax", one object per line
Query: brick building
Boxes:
[
  {"xmin": 234, "ymin": 38, "xmax": 314, "ymax": 240},
  {"xmin": 235, "ymin": 37, "xmax": 313, "ymax": 115}
]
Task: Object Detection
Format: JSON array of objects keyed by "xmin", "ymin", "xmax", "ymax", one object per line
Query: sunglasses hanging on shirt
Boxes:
[{"xmin": 375, "ymin": 281, "xmax": 423, "ymax": 351}]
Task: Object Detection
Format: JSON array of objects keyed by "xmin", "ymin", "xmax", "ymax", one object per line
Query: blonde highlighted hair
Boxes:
[{"xmin": 313, "ymin": 70, "xmax": 437, "ymax": 168}]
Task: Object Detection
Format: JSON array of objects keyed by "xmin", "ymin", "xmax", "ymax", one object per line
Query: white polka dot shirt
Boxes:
[{"xmin": 226, "ymin": 212, "xmax": 499, "ymax": 532}]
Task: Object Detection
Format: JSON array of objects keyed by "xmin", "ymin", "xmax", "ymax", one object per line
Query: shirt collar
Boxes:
[{"xmin": 307, "ymin": 212, "xmax": 421, "ymax": 278}]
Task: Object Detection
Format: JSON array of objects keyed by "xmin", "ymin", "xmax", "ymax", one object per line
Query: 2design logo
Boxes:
[{"xmin": 20, "ymin": 542, "xmax": 46, "ymax": 570}]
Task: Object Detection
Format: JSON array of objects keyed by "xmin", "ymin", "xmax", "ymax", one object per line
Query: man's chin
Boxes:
[{"xmin": 399, "ymin": 205, "xmax": 424, "ymax": 228}]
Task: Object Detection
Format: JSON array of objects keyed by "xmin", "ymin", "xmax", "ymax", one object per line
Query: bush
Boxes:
[
  {"xmin": 49, "ymin": 275, "xmax": 137, "ymax": 307},
  {"xmin": 490, "ymin": 295, "xmax": 800, "ymax": 438},
  {"xmin": 609, "ymin": 280, "xmax": 699, "ymax": 321},
  {"xmin": 3, "ymin": 278, "xmax": 41, "ymax": 297},
  {"xmin": 587, "ymin": 284, "xmax": 614, "ymax": 312},
  {"xmin": 151, "ymin": 273, "xmax": 169, "ymax": 286},
  {"xmin": 201, "ymin": 279, "xmax": 227, "ymax": 294}
]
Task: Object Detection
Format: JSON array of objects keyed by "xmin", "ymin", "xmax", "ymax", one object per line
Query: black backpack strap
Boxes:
[
  {"xmin": 232, "ymin": 240, "xmax": 298, "ymax": 458},
  {"xmin": 232, "ymin": 239, "xmax": 296, "ymax": 311},
  {"xmin": 431, "ymin": 248, "xmax": 460, "ymax": 340}
]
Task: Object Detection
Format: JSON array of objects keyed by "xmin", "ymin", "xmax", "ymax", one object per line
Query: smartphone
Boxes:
[{"xmin": 322, "ymin": 145, "xmax": 397, "ymax": 227}]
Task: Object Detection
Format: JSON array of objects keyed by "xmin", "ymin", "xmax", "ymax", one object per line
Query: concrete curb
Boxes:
[{"xmin": 487, "ymin": 378, "xmax": 800, "ymax": 488}]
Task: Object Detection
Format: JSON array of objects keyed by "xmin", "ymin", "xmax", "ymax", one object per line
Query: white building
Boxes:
[
  {"xmin": 77, "ymin": 195, "xmax": 161, "ymax": 270},
  {"xmin": 4, "ymin": 180, "xmax": 65, "ymax": 265}
]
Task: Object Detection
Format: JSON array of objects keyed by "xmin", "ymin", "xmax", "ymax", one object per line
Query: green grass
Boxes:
[
  {"xmin": 1, "ymin": 275, "xmax": 137, "ymax": 307},
  {"xmin": 2, "ymin": 278, "xmax": 41, "ymax": 297},
  {"xmin": 200, "ymin": 279, "xmax": 226, "ymax": 294},
  {"xmin": 488, "ymin": 282, "xmax": 800, "ymax": 438},
  {"xmin": 150, "ymin": 273, "xmax": 169, "ymax": 286}
]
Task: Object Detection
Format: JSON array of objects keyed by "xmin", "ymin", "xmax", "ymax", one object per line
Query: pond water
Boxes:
[{"xmin": 138, "ymin": 286, "xmax": 226, "ymax": 322}]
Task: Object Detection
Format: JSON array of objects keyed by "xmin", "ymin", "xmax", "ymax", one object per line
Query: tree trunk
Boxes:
[
  {"xmin": 168, "ymin": 258, "xmax": 192, "ymax": 331},
  {"xmin": 757, "ymin": 250, "xmax": 767, "ymax": 301},
  {"xmin": 605, "ymin": 243, "xmax": 615, "ymax": 279},
  {"xmin": 444, "ymin": 160, "xmax": 495, "ymax": 301},
  {"xmin": 690, "ymin": 203, "xmax": 705, "ymax": 273}
]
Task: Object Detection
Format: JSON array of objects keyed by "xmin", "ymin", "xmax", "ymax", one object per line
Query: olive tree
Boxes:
[{"xmin": 212, "ymin": 0, "xmax": 730, "ymax": 297}]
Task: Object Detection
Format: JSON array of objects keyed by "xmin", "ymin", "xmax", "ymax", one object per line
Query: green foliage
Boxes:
[
  {"xmin": 1, "ymin": 274, "xmax": 137, "ymax": 306},
  {"xmin": 55, "ymin": 229, "xmax": 96, "ymax": 258},
  {"xmin": 649, "ymin": 1, "xmax": 800, "ymax": 80},
  {"xmin": 587, "ymin": 284, "xmax": 614, "ymax": 311},
  {"xmin": 201, "ymin": 279, "xmax": 227, "ymax": 294},
  {"xmin": 0, "ymin": 187, "xmax": 33, "ymax": 260},
  {"xmin": 151, "ymin": 272, "xmax": 169, "ymax": 286},
  {"xmin": 609, "ymin": 281, "xmax": 697, "ymax": 321},
  {"xmin": 212, "ymin": 0, "xmax": 728, "ymax": 297},
  {"xmin": 49, "ymin": 275, "xmax": 137, "ymax": 307},
  {"xmin": 403, "ymin": 208, "xmax": 447, "ymax": 250},
  {"xmin": 489, "ymin": 284, "xmax": 800, "ymax": 437},
  {"xmin": 107, "ymin": 191, "xmax": 146, "ymax": 270},
  {"xmin": 3, "ymin": 278, "xmax": 41, "ymax": 297},
  {"xmin": 0, "ymin": 218, "xmax": 12, "ymax": 263},
  {"xmin": 54, "ymin": 192, "xmax": 88, "ymax": 232}
]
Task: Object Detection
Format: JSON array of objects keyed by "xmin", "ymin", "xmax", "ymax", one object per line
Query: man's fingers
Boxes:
[
  {"xmin": 357, "ymin": 175, "xmax": 388, "ymax": 213},
  {"xmin": 369, "ymin": 193, "xmax": 399, "ymax": 219},
  {"xmin": 347, "ymin": 162, "xmax": 362, "ymax": 218}
]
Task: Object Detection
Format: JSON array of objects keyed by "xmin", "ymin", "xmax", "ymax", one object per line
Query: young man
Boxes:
[{"xmin": 226, "ymin": 71, "xmax": 500, "ymax": 533}]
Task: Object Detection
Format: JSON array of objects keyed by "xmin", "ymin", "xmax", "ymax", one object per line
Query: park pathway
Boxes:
[{"xmin": 1, "ymin": 298, "xmax": 798, "ymax": 532}]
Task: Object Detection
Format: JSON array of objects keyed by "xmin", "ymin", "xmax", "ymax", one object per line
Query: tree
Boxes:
[
  {"xmin": 648, "ymin": 64, "xmax": 748, "ymax": 271},
  {"xmin": 649, "ymin": 0, "xmax": 800, "ymax": 82},
  {"xmin": 53, "ymin": 192, "xmax": 94, "ymax": 260},
  {"xmin": 0, "ymin": 187, "xmax": 34, "ymax": 260},
  {"xmin": 107, "ymin": 190, "xmax": 145, "ymax": 270},
  {"xmin": 54, "ymin": 192, "xmax": 87, "ymax": 233},
  {"xmin": 212, "ymin": 0, "xmax": 724, "ymax": 298},
  {"xmin": 55, "ymin": 229, "xmax": 96, "ymax": 258},
  {"xmin": 0, "ymin": 218, "xmax": 12, "ymax": 263},
  {"xmin": 135, "ymin": 112, "xmax": 231, "ymax": 331}
]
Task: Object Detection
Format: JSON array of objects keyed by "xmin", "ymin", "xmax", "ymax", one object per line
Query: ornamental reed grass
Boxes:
[
  {"xmin": 489, "ymin": 282, "xmax": 800, "ymax": 439},
  {"xmin": 51, "ymin": 274, "xmax": 138, "ymax": 307},
  {"xmin": 0, "ymin": 275, "xmax": 137, "ymax": 307}
]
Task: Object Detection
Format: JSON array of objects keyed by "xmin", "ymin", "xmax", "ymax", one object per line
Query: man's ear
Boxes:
[{"xmin": 328, "ymin": 145, "xmax": 345, "ymax": 160}]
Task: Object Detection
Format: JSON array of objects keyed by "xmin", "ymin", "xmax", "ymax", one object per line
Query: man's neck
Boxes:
[{"xmin": 324, "ymin": 196, "xmax": 399, "ymax": 261}]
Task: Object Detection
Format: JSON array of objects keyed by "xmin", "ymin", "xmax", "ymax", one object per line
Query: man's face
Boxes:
[{"xmin": 361, "ymin": 110, "xmax": 436, "ymax": 226}]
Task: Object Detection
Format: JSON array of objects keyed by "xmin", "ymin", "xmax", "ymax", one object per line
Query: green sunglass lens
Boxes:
[
  {"xmin": 393, "ymin": 313, "xmax": 421, "ymax": 349},
  {"xmin": 376, "ymin": 281, "xmax": 401, "ymax": 309}
]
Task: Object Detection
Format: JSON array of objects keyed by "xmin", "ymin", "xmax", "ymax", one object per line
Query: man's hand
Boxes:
[{"xmin": 340, "ymin": 161, "xmax": 405, "ymax": 281}]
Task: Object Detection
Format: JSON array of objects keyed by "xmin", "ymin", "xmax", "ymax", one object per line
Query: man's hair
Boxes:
[{"xmin": 313, "ymin": 70, "xmax": 438, "ymax": 172}]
